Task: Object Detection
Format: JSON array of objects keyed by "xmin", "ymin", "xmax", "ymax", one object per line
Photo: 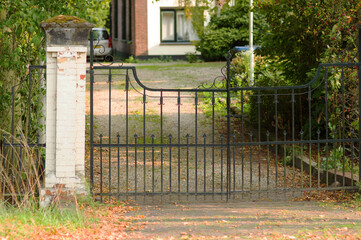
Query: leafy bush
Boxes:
[
  {"xmin": 229, "ymin": 52, "xmax": 305, "ymax": 132},
  {"xmin": 185, "ymin": 52, "xmax": 199, "ymax": 63},
  {"xmin": 231, "ymin": 51, "xmax": 288, "ymax": 87},
  {"xmin": 196, "ymin": 28, "xmax": 244, "ymax": 61},
  {"xmin": 255, "ymin": 0, "xmax": 360, "ymax": 84},
  {"xmin": 194, "ymin": 0, "xmax": 265, "ymax": 61}
]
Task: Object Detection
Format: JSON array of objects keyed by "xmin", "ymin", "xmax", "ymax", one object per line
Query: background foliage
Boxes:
[
  {"xmin": 255, "ymin": 0, "xmax": 361, "ymax": 85},
  {"xmin": 251, "ymin": 0, "xmax": 361, "ymax": 133},
  {"xmin": 0, "ymin": 0, "xmax": 110, "ymax": 135},
  {"xmin": 224, "ymin": 0, "xmax": 361, "ymax": 170},
  {"xmin": 193, "ymin": 0, "xmax": 265, "ymax": 61}
]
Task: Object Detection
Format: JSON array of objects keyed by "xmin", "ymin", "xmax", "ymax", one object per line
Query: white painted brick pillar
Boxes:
[{"xmin": 40, "ymin": 16, "xmax": 93, "ymax": 205}]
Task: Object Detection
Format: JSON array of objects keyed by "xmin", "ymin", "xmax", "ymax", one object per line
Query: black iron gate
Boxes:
[{"xmin": 89, "ymin": 34, "xmax": 361, "ymax": 202}]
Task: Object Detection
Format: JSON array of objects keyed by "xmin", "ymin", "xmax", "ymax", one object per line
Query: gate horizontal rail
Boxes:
[{"xmin": 93, "ymin": 138, "xmax": 361, "ymax": 148}]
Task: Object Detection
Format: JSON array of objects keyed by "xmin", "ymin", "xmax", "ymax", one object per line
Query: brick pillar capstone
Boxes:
[{"xmin": 40, "ymin": 15, "xmax": 93, "ymax": 206}]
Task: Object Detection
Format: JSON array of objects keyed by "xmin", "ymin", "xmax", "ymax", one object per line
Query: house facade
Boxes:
[{"xmin": 111, "ymin": 0, "xmax": 201, "ymax": 58}]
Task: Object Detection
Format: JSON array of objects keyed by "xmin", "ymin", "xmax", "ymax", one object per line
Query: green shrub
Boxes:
[
  {"xmin": 193, "ymin": 0, "xmax": 265, "ymax": 61},
  {"xmin": 185, "ymin": 52, "xmax": 199, "ymax": 63},
  {"xmin": 196, "ymin": 28, "xmax": 245, "ymax": 61}
]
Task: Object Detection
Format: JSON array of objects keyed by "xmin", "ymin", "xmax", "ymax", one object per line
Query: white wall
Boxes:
[{"xmin": 147, "ymin": 0, "xmax": 198, "ymax": 56}]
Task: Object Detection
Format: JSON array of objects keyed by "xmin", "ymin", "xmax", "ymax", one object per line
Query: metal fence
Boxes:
[{"xmin": 0, "ymin": 65, "xmax": 46, "ymax": 202}]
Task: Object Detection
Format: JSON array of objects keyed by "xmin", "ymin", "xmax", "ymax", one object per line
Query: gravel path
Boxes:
[{"xmin": 87, "ymin": 62, "xmax": 310, "ymax": 202}]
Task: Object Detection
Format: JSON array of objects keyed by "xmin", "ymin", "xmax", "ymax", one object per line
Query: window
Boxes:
[
  {"xmin": 128, "ymin": 0, "xmax": 132, "ymax": 41},
  {"xmin": 161, "ymin": 9, "xmax": 198, "ymax": 42},
  {"xmin": 161, "ymin": 11, "xmax": 175, "ymax": 41},
  {"xmin": 92, "ymin": 30, "xmax": 109, "ymax": 40},
  {"xmin": 122, "ymin": 0, "xmax": 126, "ymax": 40},
  {"xmin": 114, "ymin": 0, "xmax": 118, "ymax": 39}
]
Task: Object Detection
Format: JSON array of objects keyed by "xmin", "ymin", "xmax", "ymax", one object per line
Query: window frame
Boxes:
[
  {"xmin": 114, "ymin": 0, "xmax": 119, "ymax": 39},
  {"xmin": 128, "ymin": 0, "xmax": 132, "ymax": 41},
  {"xmin": 160, "ymin": 9, "xmax": 192, "ymax": 43},
  {"xmin": 122, "ymin": 0, "xmax": 126, "ymax": 41}
]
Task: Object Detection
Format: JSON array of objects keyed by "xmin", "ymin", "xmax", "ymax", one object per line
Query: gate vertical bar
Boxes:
[
  {"xmin": 169, "ymin": 134, "xmax": 172, "ymax": 194},
  {"xmin": 117, "ymin": 134, "xmax": 120, "ymax": 199},
  {"xmin": 100, "ymin": 134, "xmax": 103, "ymax": 202},
  {"xmin": 274, "ymin": 90, "xmax": 278, "ymax": 189},
  {"xmin": 203, "ymin": 134, "xmax": 207, "ymax": 195},
  {"xmin": 160, "ymin": 90, "xmax": 164, "ymax": 193},
  {"xmin": 177, "ymin": 91, "xmax": 181, "ymax": 194},
  {"xmin": 308, "ymin": 87, "xmax": 312, "ymax": 188},
  {"xmin": 358, "ymin": 26, "xmax": 361, "ymax": 180},
  {"xmin": 257, "ymin": 91, "xmax": 261, "ymax": 193},
  {"xmin": 220, "ymin": 135, "xmax": 224, "ymax": 197},
  {"xmin": 226, "ymin": 53, "xmax": 231, "ymax": 200},
  {"xmin": 90, "ymin": 30, "xmax": 94, "ymax": 194},
  {"xmin": 241, "ymin": 91, "xmax": 244, "ymax": 193},
  {"xmin": 11, "ymin": 86, "xmax": 15, "ymax": 172},
  {"xmin": 1, "ymin": 134, "xmax": 5, "ymax": 198},
  {"xmin": 152, "ymin": 135, "xmax": 155, "ymax": 193},
  {"xmin": 126, "ymin": 70, "xmax": 130, "ymax": 197},
  {"xmin": 135, "ymin": 134, "xmax": 138, "ymax": 197},
  {"xmin": 28, "ymin": 68, "xmax": 32, "ymax": 141},
  {"xmin": 325, "ymin": 69, "xmax": 329, "ymax": 187},
  {"xmin": 341, "ymin": 68, "xmax": 346, "ymax": 187},
  {"xmin": 108, "ymin": 69, "xmax": 112, "ymax": 200},
  {"xmin": 143, "ymin": 90, "xmax": 146, "ymax": 194},
  {"xmin": 291, "ymin": 89, "xmax": 295, "ymax": 189},
  {"xmin": 195, "ymin": 92, "xmax": 198, "ymax": 197},
  {"xmin": 212, "ymin": 92, "xmax": 215, "ymax": 195}
]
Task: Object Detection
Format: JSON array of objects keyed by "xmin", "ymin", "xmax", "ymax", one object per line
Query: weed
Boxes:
[
  {"xmin": 0, "ymin": 130, "xmax": 44, "ymax": 208},
  {"xmin": 0, "ymin": 200, "xmax": 95, "ymax": 239},
  {"xmin": 125, "ymin": 55, "xmax": 173, "ymax": 64},
  {"xmin": 280, "ymin": 145, "xmax": 306, "ymax": 167},
  {"xmin": 321, "ymin": 145, "xmax": 357, "ymax": 174},
  {"xmin": 197, "ymin": 80, "xmax": 227, "ymax": 127},
  {"xmin": 185, "ymin": 52, "xmax": 200, "ymax": 63},
  {"xmin": 337, "ymin": 192, "xmax": 361, "ymax": 210},
  {"xmin": 125, "ymin": 55, "xmax": 138, "ymax": 63}
]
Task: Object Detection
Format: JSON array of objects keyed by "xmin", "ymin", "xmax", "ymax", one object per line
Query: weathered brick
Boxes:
[{"xmin": 41, "ymin": 24, "xmax": 90, "ymax": 206}]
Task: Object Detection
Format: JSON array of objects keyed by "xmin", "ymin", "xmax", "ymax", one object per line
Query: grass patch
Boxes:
[
  {"xmin": 0, "ymin": 196, "xmax": 132, "ymax": 239},
  {"xmin": 135, "ymin": 62, "xmax": 225, "ymax": 70},
  {"xmin": 124, "ymin": 55, "xmax": 174, "ymax": 63},
  {"xmin": 0, "ymin": 205, "xmax": 85, "ymax": 226},
  {"xmin": 0, "ymin": 203, "xmax": 93, "ymax": 239},
  {"xmin": 107, "ymin": 62, "xmax": 225, "ymax": 74}
]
